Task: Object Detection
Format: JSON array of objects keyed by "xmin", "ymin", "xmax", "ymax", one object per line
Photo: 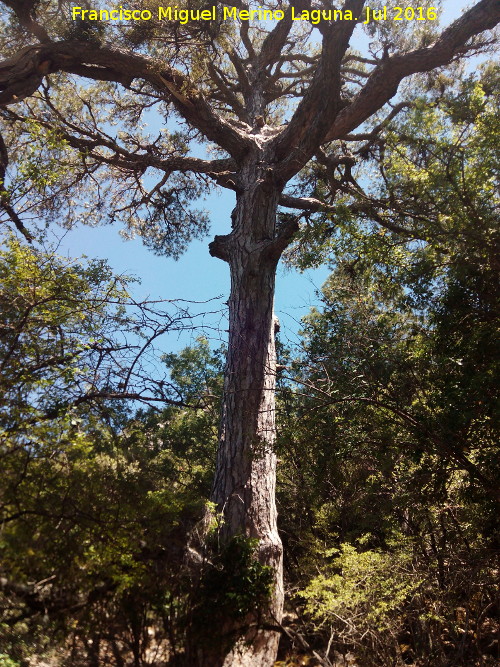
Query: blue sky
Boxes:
[{"xmin": 53, "ymin": 1, "xmax": 471, "ymax": 352}]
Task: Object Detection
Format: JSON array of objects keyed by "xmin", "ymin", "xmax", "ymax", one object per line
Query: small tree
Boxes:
[
  {"xmin": 0, "ymin": 239, "xmax": 219, "ymax": 664},
  {"xmin": 1, "ymin": 2, "xmax": 499, "ymax": 663}
]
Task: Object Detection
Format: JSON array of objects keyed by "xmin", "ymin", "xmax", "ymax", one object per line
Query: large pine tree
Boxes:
[{"xmin": 1, "ymin": 2, "xmax": 499, "ymax": 664}]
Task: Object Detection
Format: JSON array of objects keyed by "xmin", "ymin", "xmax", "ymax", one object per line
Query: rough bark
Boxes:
[{"xmin": 196, "ymin": 160, "xmax": 288, "ymax": 666}]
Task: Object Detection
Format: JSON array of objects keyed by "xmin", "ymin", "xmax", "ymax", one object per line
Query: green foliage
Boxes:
[
  {"xmin": 0, "ymin": 655, "xmax": 20, "ymax": 667},
  {"xmin": 163, "ymin": 335, "xmax": 224, "ymax": 403},
  {"xmin": 16, "ymin": 120, "xmax": 71, "ymax": 195},
  {"xmin": 290, "ymin": 63, "xmax": 499, "ymax": 282},
  {"xmin": 0, "ymin": 238, "xmax": 220, "ymax": 664},
  {"xmin": 301, "ymin": 541, "xmax": 420, "ymax": 633},
  {"xmin": 0, "ymin": 233, "xmax": 131, "ymax": 428},
  {"xmin": 276, "ymin": 65, "xmax": 499, "ymax": 666},
  {"xmin": 0, "ymin": 16, "xmax": 498, "ymax": 663},
  {"xmin": 0, "ymin": 395, "xmax": 212, "ymax": 664},
  {"xmin": 191, "ymin": 536, "xmax": 273, "ymax": 648},
  {"xmin": 285, "ymin": 66, "xmax": 499, "ymax": 499}
]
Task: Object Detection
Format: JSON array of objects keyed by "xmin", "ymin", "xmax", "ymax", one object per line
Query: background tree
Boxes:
[
  {"xmin": 0, "ymin": 238, "xmax": 221, "ymax": 665},
  {"xmin": 1, "ymin": 2, "xmax": 499, "ymax": 664},
  {"xmin": 0, "ymin": 233, "xmax": 207, "ymax": 425},
  {"xmin": 275, "ymin": 63, "xmax": 499, "ymax": 666}
]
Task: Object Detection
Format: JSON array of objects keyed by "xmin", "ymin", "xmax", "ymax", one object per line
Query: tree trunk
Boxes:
[{"xmin": 197, "ymin": 167, "xmax": 286, "ymax": 666}]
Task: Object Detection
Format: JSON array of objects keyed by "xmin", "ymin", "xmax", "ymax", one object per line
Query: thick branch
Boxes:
[
  {"xmin": 0, "ymin": 0, "xmax": 50, "ymax": 43},
  {"xmin": 0, "ymin": 41, "xmax": 251, "ymax": 159},
  {"xmin": 325, "ymin": 0, "xmax": 500, "ymax": 142},
  {"xmin": 258, "ymin": 5, "xmax": 295, "ymax": 69},
  {"xmin": 279, "ymin": 193, "xmax": 419, "ymax": 236},
  {"xmin": 265, "ymin": 215, "xmax": 300, "ymax": 261},
  {"xmin": 271, "ymin": 0, "xmax": 365, "ymax": 181}
]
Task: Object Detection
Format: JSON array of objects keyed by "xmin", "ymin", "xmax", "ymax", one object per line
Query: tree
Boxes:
[
  {"xmin": 0, "ymin": 239, "xmax": 219, "ymax": 665},
  {"xmin": 0, "ymin": 233, "xmax": 201, "ymax": 429},
  {"xmin": 274, "ymin": 65, "xmax": 499, "ymax": 665},
  {"xmin": 0, "ymin": 2, "xmax": 499, "ymax": 664},
  {"xmin": 286, "ymin": 61, "xmax": 499, "ymax": 500}
]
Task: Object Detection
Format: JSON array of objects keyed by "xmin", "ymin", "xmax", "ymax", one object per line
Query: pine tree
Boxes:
[{"xmin": 1, "ymin": 2, "xmax": 499, "ymax": 663}]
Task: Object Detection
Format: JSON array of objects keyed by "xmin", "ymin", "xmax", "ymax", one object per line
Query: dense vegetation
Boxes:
[
  {"xmin": 276, "ymin": 65, "xmax": 500, "ymax": 666},
  {"xmin": 1, "ymin": 60, "xmax": 498, "ymax": 666}
]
